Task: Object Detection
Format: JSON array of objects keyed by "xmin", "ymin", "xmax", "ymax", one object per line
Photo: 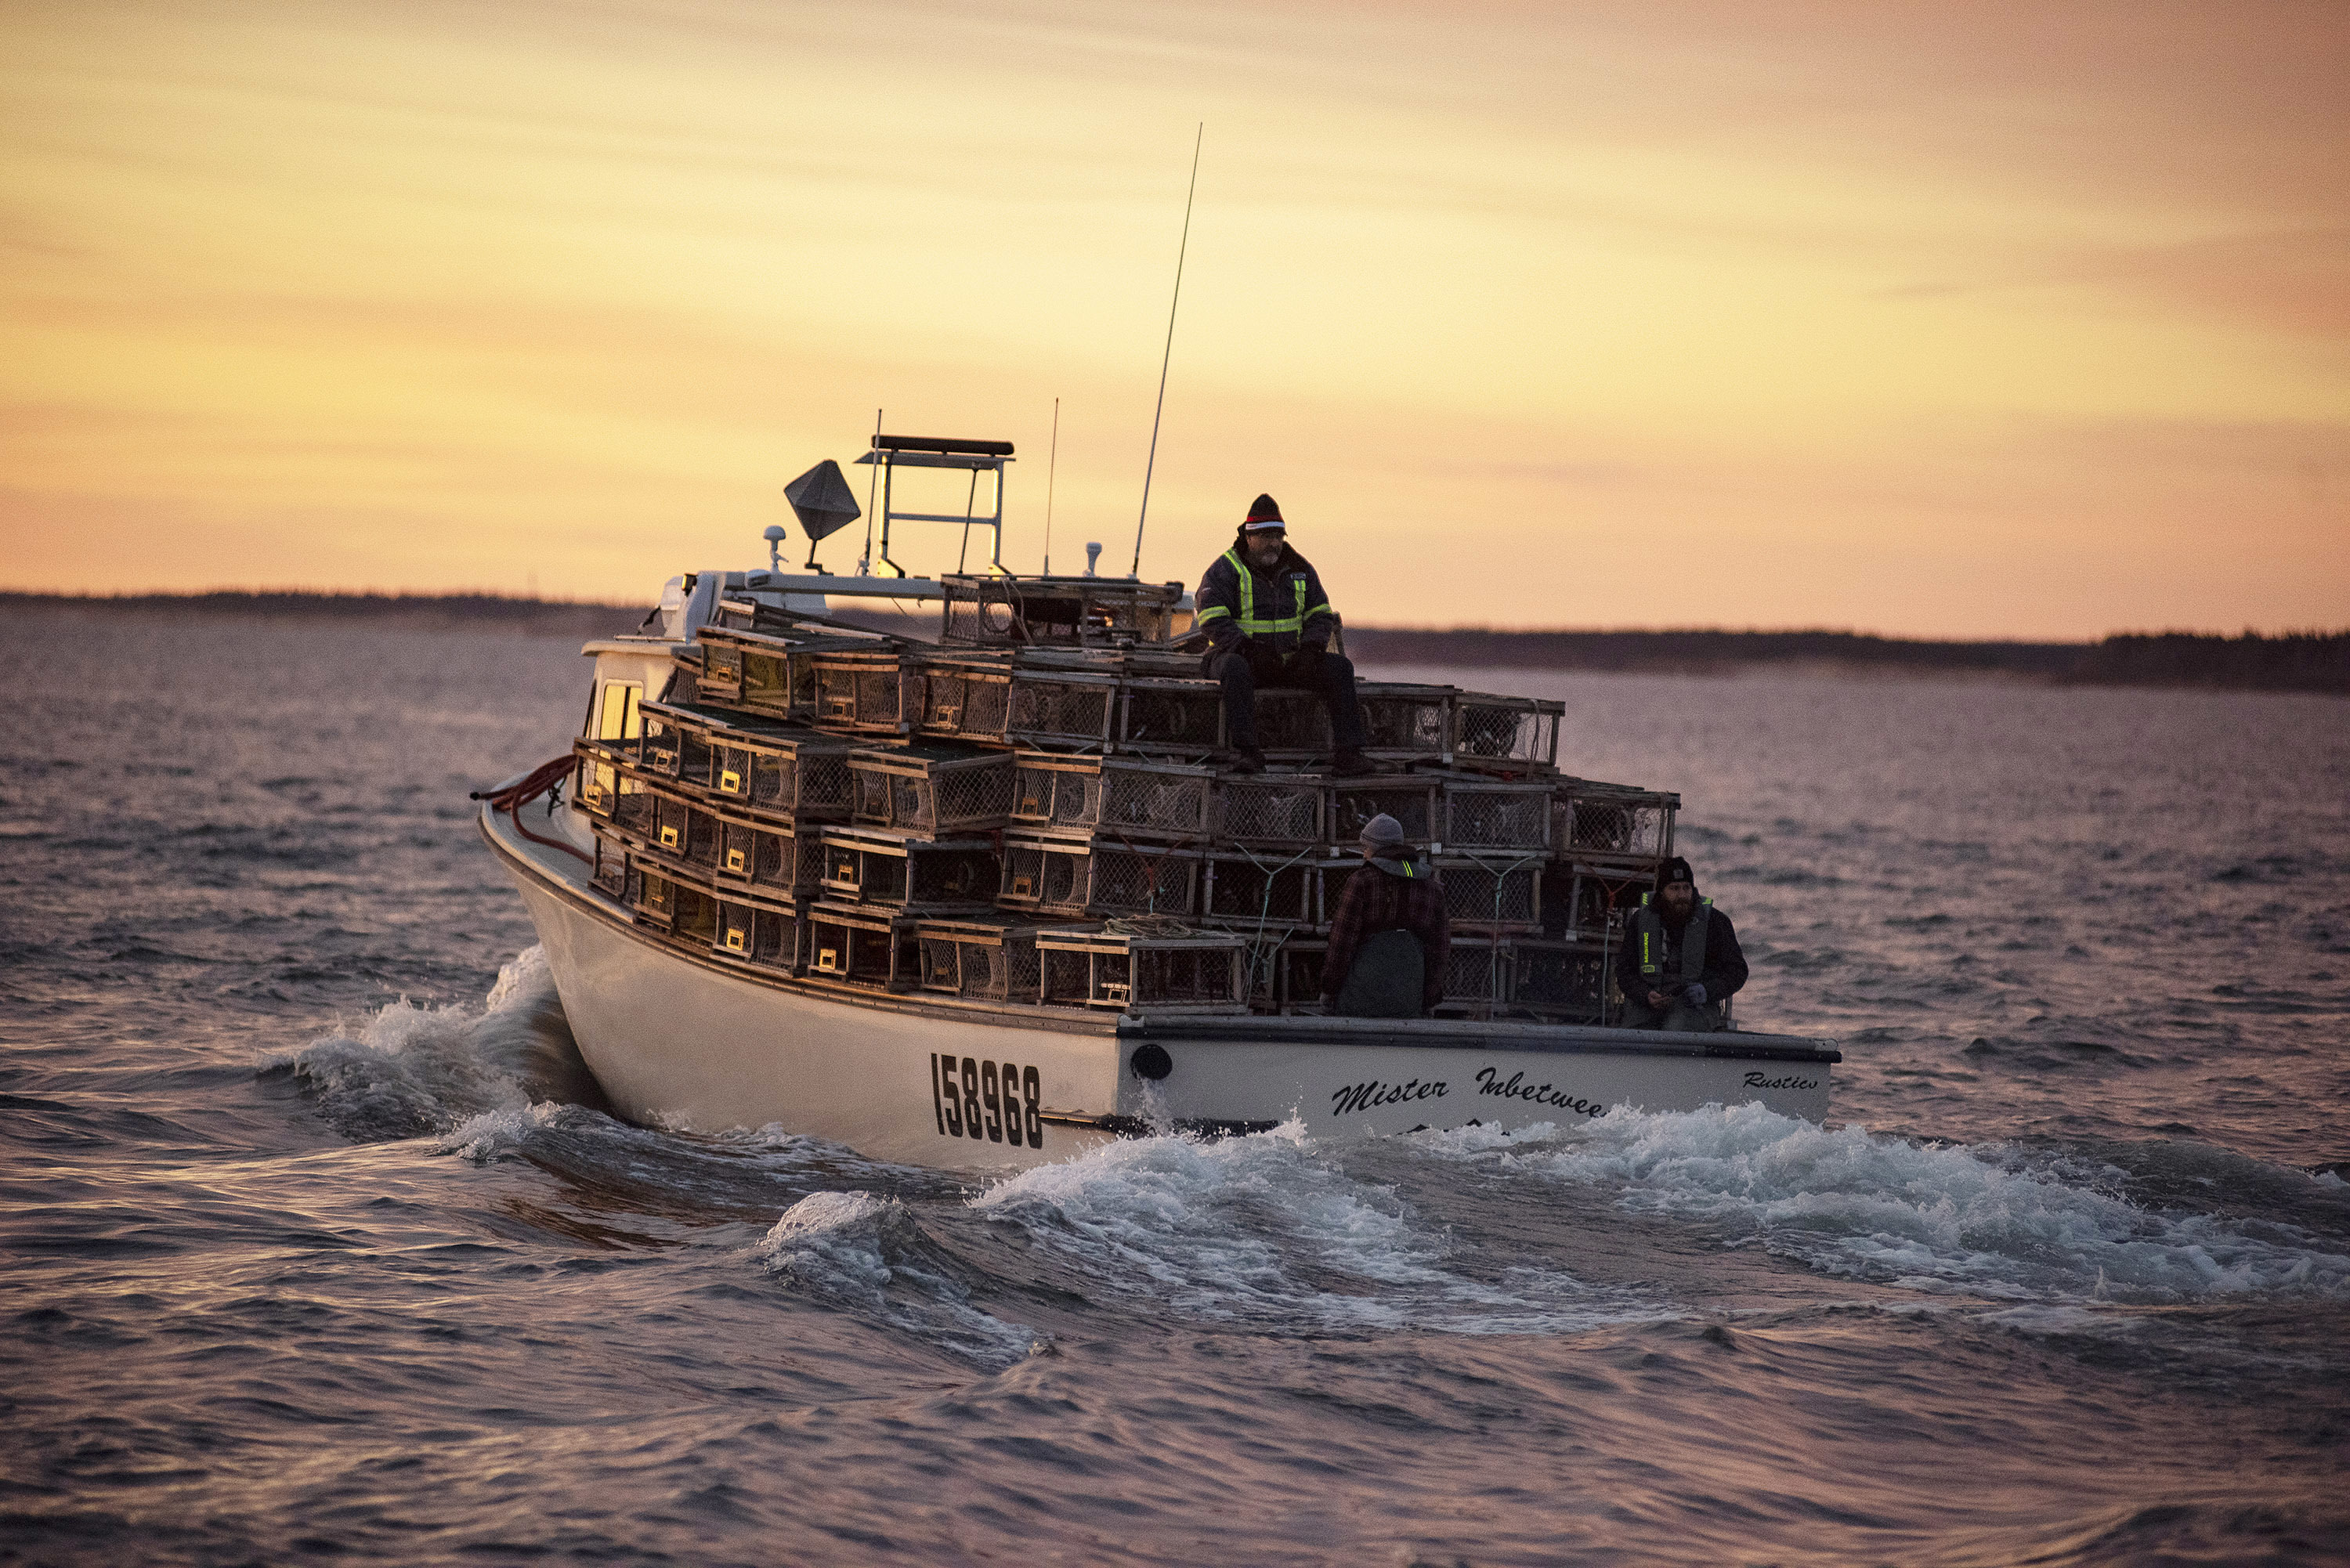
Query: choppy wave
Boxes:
[
  {"xmin": 264, "ymin": 945, "xmax": 602, "ymax": 1140},
  {"xmin": 760, "ymin": 1190, "xmax": 1039, "ymax": 1366},
  {"xmin": 16, "ymin": 611, "xmax": 2350, "ymax": 1566},
  {"xmin": 745, "ymin": 1104, "xmax": 2348, "ymax": 1370},
  {"xmin": 1430, "ymin": 1104, "xmax": 2350, "ymax": 1302},
  {"xmin": 967, "ymin": 1121, "xmax": 1645, "ymax": 1336}
]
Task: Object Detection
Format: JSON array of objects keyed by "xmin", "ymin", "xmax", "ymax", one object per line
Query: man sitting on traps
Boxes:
[{"xmin": 1193, "ymin": 493, "xmax": 1373, "ymax": 776}]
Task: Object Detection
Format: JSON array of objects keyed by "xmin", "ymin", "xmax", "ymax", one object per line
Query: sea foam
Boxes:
[
  {"xmin": 1446, "ymin": 1103, "xmax": 2350, "ymax": 1302},
  {"xmin": 759, "ymin": 1190, "xmax": 1039, "ymax": 1366},
  {"xmin": 971, "ymin": 1120, "xmax": 1643, "ymax": 1335},
  {"xmin": 268, "ymin": 945, "xmax": 597, "ymax": 1140}
]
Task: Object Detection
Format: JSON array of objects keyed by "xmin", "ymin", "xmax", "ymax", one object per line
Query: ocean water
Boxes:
[{"xmin": 3, "ymin": 606, "xmax": 2346, "ymax": 1566}]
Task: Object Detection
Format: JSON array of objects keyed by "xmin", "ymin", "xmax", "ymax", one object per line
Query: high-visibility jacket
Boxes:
[{"xmin": 1195, "ymin": 537, "xmax": 1336, "ymax": 659}]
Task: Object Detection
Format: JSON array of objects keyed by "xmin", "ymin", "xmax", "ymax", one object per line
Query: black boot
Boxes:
[
  {"xmin": 1226, "ymin": 747, "xmax": 1266, "ymax": 775},
  {"xmin": 1331, "ymin": 749, "xmax": 1376, "ymax": 777}
]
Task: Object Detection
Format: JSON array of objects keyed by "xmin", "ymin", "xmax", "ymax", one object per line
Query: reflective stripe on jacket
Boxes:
[
  {"xmin": 1195, "ymin": 539, "xmax": 1335, "ymax": 657},
  {"xmin": 1614, "ymin": 894, "xmax": 1749, "ymax": 1014},
  {"xmin": 1631, "ymin": 895, "xmax": 1711, "ymax": 980}
]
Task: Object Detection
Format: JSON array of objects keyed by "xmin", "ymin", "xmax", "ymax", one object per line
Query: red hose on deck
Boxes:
[{"xmin": 475, "ymin": 755, "xmax": 595, "ymax": 867}]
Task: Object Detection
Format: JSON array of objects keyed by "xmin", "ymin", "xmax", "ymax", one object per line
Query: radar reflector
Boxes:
[{"xmin": 785, "ymin": 459, "xmax": 861, "ymax": 543}]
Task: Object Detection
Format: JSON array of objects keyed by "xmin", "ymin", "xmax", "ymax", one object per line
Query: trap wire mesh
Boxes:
[
  {"xmin": 1441, "ymin": 778, "xmax": 1553, "ymax": 851},
  {"xmin": 1438, "ymin": 854, "xmax": 1543, "ymax": 931},
  {"xmin": 1451, "ymin": 694, "xmax": 1563, "ymax": 771},
  {"xmin": 1118, "ymin": 680, "xmax": 1223, "ymax": 753},
  {"xmin": 914, "ymin": 923, "xmax": 1048, "ymax": 1004},
  {"xmin": 1214, "ymin": 777, "xmax": 1323, "ymax": 847},
  {"xmin": 1558, "ymin": 786, "xmax": 1678, "ymax": 861}
]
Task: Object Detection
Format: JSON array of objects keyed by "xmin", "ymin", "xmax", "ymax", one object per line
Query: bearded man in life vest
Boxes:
[
  {"xmin": 1614, "ymin": 856, "xmax": 1749, "ymax": 1031},
  {"xmin": 1193, "ymin": 494, "xmax": 1373, "ymax": 776}
]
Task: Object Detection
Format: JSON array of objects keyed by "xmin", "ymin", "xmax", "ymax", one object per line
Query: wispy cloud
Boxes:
[{"xmin": 1, "ymin": 0, "xmax": 2344, "ymax": 633}]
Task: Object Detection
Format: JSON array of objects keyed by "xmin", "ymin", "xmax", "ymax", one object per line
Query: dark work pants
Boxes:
[{"xmin": 1211, "ymin": 643, "xmax": 1367, "ymax": 751}]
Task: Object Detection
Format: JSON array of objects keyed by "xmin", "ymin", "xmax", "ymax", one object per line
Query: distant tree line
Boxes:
[
  {"xmin": 1343, "ymin": 627, "xmax": 2080, "ymax": 677},
  {"xmin": 5, "ymin": 593, "xmax": 2342, "ymax": 694},
  {"xmin": 1346, "ymin": 626, "xmax": 2348, "ymax": 694},
  {"xmin": 2063, "ymin": 631, "xmax": 2349, "ymax": 693},
  {"xmin": 0, "ymin": 590, "xmax": 648, "ymax": 638}
]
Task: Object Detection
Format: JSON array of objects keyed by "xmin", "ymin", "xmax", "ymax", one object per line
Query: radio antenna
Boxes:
[
  {"xmin": 1131, "ymin": 122, "xmax": 1202, "ymax": 580},
  {"xmin": 858, "ymin": 406, "xmax": 881, "ymax": 575},
  {"xmin": 1043, "ymin": 397, "xmax": 1061, "ymax": 574}
]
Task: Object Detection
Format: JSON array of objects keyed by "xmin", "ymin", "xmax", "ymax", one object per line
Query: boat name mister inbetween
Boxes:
[
  {"xmin": 1329, "ymin": 1066, "xmax": 1608, "ymax": 1119},
  {"xmin": 1328, "ymin": 1064, "xmax": 1824, "ymax": 1121}
]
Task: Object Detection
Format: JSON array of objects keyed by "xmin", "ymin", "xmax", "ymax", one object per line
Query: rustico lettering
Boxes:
[
  {"xmin": 1741, "ymin": 1071, "xmax": 1819, "ymax": 1091},
  {"xmin": 1329, "ymin": 1078, "xmax": 1449, "ymax": 1116},
  {"xmin": 1473, "ymin": 1067, "xmax": 1606, "ymax": 1118}
]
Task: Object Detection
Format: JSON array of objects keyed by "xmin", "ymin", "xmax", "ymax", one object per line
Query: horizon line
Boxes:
[{"xmin": 4, "ymin": 588, "xmax": 2345, "ymax": 645}]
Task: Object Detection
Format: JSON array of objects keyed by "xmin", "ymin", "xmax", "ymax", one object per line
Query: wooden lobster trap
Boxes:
[
  {"xmin": 1357, "ymin": 682, "xmax": 1455, "ymax": 761},
  {"xmin": 1036, "ymin": 930, "xmax": 1249, "ymax": 1013},
  {"xmin": 643, "ymin": 782, "xmax": 723, "ymax": 872},
  {"xmin": 815, "ymin": 827, "xmax": 1000, "ymax": 911},
  {"xmin": 590, "ymin": 831, "xmax": 629, "ymax": 898},
  {"xmin": 635, "ymin": 699, "xmax": 720, "ymax": 789},
  {"xmin": 1554, "ymin": 782, "xmax": 1677, "ymax": 865},
  {"xmin": 1325, "ymin": 775, "xmax": 1440, "ymax": 847},
  {"xmin": 1450, "ymin": 692, "xmax": 1564, "ymax": 775},
  {"xmin": 707, "ymin": 728, "xmax": 855, "ymax": 826},
  {"xmin": 906, "ymin": 651, "xmax": 1014, "ymax": 743},
  {"xmin": 571, "ymin": 739, "xmax": 648, "ymax": 831},
  {"xmin": 1115, "ymin": 676, "xmax": 1224, "ymax": 756},
  {"xmin": 1252, "ymin": 689, "xmax": 1334, "ymax": 760},
  {"xmin": 714, "ymin": 888, "xmax": 801, "ymax": 973},
  {"xmin": 622, "ymin": 854, "xmax": 720, "ymax": 948},
  {"xmin": 997, "ymin": 833, "xmax": 1200, "ymax": 919},
  {"xmin": 939, "ymin": 574, "xmax": 1188, "ymax": 648},
  {"xmin": 696, "ymin": 627, "xmax": 873, "ymax": 721},
  {"xmin": 1539, "ymin": 861, "xmax": 1656, "ymax": 940},
  {"xmin": 690, "ymin": 627, "xmax": 755, "ymax": 706},
  {"xmin": 803, "ymin": 901, "xmax": 919, "ymax": 989},
  {"xmin": 810, "ymin": 649, "xmax": 911, "ymax": 735},
  {"xmin": 848, "ymin": 746, "xmax": 1015, "ymax": 838},
  {"xmin": 714, "ymin": 811, "xmax": 822, "ymax": 898},
  {"xmin": 1199, "ymin": 850, "xmax": 1327, "ymax": 930},
  {"xmin": 1212, "ymin": 774, "xmax": 1325, "ymax": 849},
  {"xmin": 1010, "ymin": 753, "xmax": 1214, "ymax": 843},
  {"xmin": 1509, "ymin": 938, "xmax": 1610, "ymax": 1024},
  {"xmin": 665, "ymin": 644, "xmax": 712, "ymax": 704},
  {"xmin": 1271, "ymin": 938, "xmax": 1328, "ymax": 1013},
  {"xmin": 1432, "ymin": 938, "xmax": 1513, "ymax": 1019},
  {"xmin": 1436, "ymin": 852, "xmax": 1545, "ymax": 934},
  {"xmin": 1003, "ymin": 666, "xmax": 1120, "ymax": 750},
  {"xmin": 1437, "ymin": 773, "xmax": 1553, "ymax": 853},
  {"xmin": 912, "ymin": 919, "xmax": 1055, "ymax": 1006}
]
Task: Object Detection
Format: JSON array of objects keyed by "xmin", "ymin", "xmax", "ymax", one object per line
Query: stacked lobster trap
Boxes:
[{"xmin": 565, "ymin": 594, "xmax": 1680, "ymax": 1021}]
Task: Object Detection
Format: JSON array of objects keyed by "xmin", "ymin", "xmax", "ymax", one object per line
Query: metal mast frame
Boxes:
[{"xmin": 854, "ymin": 435, "xmax": 1015, "ymax": 580}]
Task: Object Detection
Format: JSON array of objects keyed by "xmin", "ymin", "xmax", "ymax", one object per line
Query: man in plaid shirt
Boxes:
[{"xmin": 1321, "ymin": 814, "xmax": 1451, "ymax": 1017}]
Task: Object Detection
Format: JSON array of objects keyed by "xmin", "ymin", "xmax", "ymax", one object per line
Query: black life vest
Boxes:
[{"xmin": 1630, "ymin": 894, "xmax": 1712, "ymax": 981}]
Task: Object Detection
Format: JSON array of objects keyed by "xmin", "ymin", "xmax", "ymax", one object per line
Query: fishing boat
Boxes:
[{"xmin": 477, "ymin": 433, "xmax": 1839, "ymax": 1172}]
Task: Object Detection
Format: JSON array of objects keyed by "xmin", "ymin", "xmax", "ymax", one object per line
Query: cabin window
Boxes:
[{"xmin": 594, "ymin": 680, "xmax": 643, "ymax": 742}]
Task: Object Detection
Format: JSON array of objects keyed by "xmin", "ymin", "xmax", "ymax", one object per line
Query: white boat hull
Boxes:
[{"xmin": 484, "ymin": 806, "xmax": 1838, "ymax": 1173}]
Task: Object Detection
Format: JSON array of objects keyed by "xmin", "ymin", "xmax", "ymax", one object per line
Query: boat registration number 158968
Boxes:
[{"xmin": 930, "ymin": 1053, "xmax": 1044, "ymax": 1149}]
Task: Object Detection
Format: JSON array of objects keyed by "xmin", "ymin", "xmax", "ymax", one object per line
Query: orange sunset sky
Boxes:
[{"xmin": 2, "ymin": 0, "xmax": 2345, "ymax": 638}]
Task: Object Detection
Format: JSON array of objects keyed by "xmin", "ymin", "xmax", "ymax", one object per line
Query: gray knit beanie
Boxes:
[{"xmin": 1358, "ymin": 813, "xmax": 1408, "ymax": 851}]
